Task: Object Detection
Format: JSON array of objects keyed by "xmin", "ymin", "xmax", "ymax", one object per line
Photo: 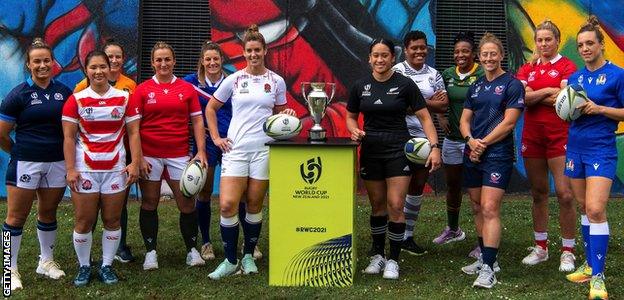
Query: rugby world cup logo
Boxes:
[{"xmin": 300, "ymin": 157, "xmax": 322, "ymax": 184}]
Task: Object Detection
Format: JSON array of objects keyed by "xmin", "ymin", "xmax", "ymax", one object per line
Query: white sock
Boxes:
[
  {"xmin": 102, "ymin": 229, "xmax": 121, "ymax": 267},
  {"xmin": 534, "ymin": 231, "xmax": 548, "ymax": 241},
  {"xmin": 10, "ymin": 234, "xmax": 22, "ymax": 270},
  {"xmin": 562, "ymin": 238, "xmax": 576, "ymax": 249},
  {"xmin": 403, "ymin": 194, "xmax": 422, "ymax": 240},
  {"xmin": 37, "ymin": 228, "xmax": 57, "ymax": 262},
  {"xmin": 73, "ymin": 231, "xmax": 93, "ymax": 267}
]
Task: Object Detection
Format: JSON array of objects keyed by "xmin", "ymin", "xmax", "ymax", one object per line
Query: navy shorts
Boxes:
[
  {"xmin": 463, "ymin": 157, "xmax": 513, "ymax": 190},
  {"xmin": 360, "ymin": 155, "xmax": 414, "ymax": 181},
  {"xmin": 564, "ymin": 151, "xmax": 617, "ymax": 180},
  {"xmin": 193, "ymin": 137, "xmax": 223, "ymax": 167}
]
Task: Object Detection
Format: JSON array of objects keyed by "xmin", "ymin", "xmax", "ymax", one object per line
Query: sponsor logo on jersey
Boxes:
[
  {"xmin": 54, "ymin": 93, "xmax": 64, "ymax": 101},
  {"xmin": 484, "ymin": 85, "xmax": 491, "ymax": 92},
  {"xmin": 428, "ymin": 77, "xmax": 435, "ymax": 87},
  {"xmin": 373, "ymin": 99, "xmax": 383, "ymax": 105},
  {"xmin": 300, "ymin": 157, "xmax": 322, "ymax": 184},
  {"xmin": 593, "ymin": 163, "xmax": 600, "ymax": 170},
  {"xmin": 111, "ymin": 183, "xmax": 120, "ymax": 191},
  {"xmin": 242, "ymin": 81, "xmax": 248, "ymax": 88},
  {"xmin": 178, "ymin": 93, "xmax": 184, "ymax": 101},
  {"xmin": 81, "ymin": 179, "xmax": 92, "ymax": 191},
  {"xmin": 402, "ymin": 165, "xmax": 410, "ymax": 172},
  {"xmin": 264, "ymin": 83, "xmax": 271, "ymax": 93},
  {"xmin": 30, "ymin": 99, "xmax": 42, "ymax": 105},
  {"xmin": 494, "ymin": 85, "xmax": 505, "ymax": 95},
  {"xmin": 83, "ymin": 107, "xmax": 94, "ymax": 120},
  {"xmin": 565, "ymin": 159, "xmax": 574, "ymax": 171},
  {"xmin": 19, "ymin": 174, "xmax": 31, "ymax": 183},
  {"xmin": 362, "ymin": 84, "xmax": 371, "ymax": 96},
  {"xmin": 99, "ymin": 101, "xmax": 106, "ymax": 105},
  {"xmin": 44, "ymin": 94, "xmax": 50, "ymax": 100},
  {"xmin": 163, "ymin": 88, "xmax": 169, "ymax": 94},
  {"xmin": 596, "ymin": 74, "xmax": 606, "ymax": 85},
  {"xmin": 521, "ymin": 144, "xmax": 527, "ymax": 152},
  {"xmin": 540, "ymin": 69, "xmax": 545, "ymax": 75},
  {"xmin": 548, "ymin": 69, "xmax": 559, "ymax": 78},
  {"xmin": 387, "ymin": 87, "xmax": 399, "ymax": 95},
  {"xmin": 588, "ymin": 77, "xmax": 593, "ymax": 84},
  {"xmin": 489, "ymin": 172, "xmax": 501, "ymax": 184},
  {"xmin": 578, "ymin": 75, "xmax": 583, "ymax": 85},
  {"xmin": 528, "ymin": 71, "xmax": 536, "ymax": 82}
]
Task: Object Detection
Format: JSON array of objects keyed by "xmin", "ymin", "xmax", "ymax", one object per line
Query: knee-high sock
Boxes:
[
  {"xmin": 589, "ymin": 222, "xmax": 609, "ymax": 276},
  {"xmin": 102, "ymin": 229, "xmax": 121, "ymax": 267},
  {"xmin": 403, "ymin": 194, "xmax": 422, "ymax": 240},
  {"xmin": 581, "ymin": 215, "xmax": 591, "ymax": 267},
  {"xmin": 139, "ymin": 208, "xmax": 158, "ymax": 252},
  {"xmin": 370, "ymin": 215, "xmax": 388, "ymax": 256},
  {"xmin": 119, "ymin": 198, "xmax": 129, "ymax": 248},
  {"xmin": 37, "ymin": 220, "xmax": 57, "ymax": 261},
  {"xmin": 243, "ymin": 212, "xmax": 262, "ymax": 255},
  {"xmin": 482, "ymin": 246, "xmax": 498, "ymax": 269},
  {"xmin": 388, "ymin": 222, "xmax": 405, "ymax": 261},
  {"xmin": 220, "ymin": 215, "xmax": 239, "ymax": 264},
  {"xmin": 179, "ymin": 211, "xmax": 199, "ymax": 251},
  {"xmin": 3, "ymin": 223, "xmax": 23, "ymax": 269},
  {"xmin": 196, "ymin": 200, "xmax": 211, "ymax": 245},
  {"xmin": 73, "ymin": 231, "xmax": 92, "ymax": 267},
  {"xmin": 446, "ymin": 196, "xmax": 462, "ymax": 231}
]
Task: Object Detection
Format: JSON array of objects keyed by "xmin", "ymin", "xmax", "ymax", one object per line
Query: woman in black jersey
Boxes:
[{"xmin": 346, "ymin": 38, "xmax": 441, "ymax": 280}]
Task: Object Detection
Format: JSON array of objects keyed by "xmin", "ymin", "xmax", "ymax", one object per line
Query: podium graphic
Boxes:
[{"xmin": 268, "ymin": 138, "xmax": 358, "ymax": 286}]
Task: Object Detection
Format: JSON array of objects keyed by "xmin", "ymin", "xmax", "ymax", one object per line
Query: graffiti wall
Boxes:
[{"xmin": 0, "ymin": 0, "xmax": 139, "ymax": 196}]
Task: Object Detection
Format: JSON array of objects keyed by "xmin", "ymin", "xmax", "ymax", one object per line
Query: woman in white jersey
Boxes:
[
  {"xmin": 392, "ymin": 30, "xmax": 448, "ymax": 255},
  {"xmin": 206, "ymin": 24, "xmax": 296, "ymax": 279}
]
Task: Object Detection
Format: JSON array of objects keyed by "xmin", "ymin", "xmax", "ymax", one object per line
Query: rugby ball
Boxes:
[
  {"xmin": 555, "ymin": 84, "xmax": 588, "ymax": 122},
  {"xmin": 179, "ymin": 160, "xmax": 207, "ymax": 198},
  {"xmin": 263, "ymin": 114, "xmax": 302, "ymax": 140},
  {"xmin": 404, "ymin": 137, "xmax": 431, "ymax": 164}
]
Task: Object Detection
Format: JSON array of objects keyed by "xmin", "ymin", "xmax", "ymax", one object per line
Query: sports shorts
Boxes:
[
  {"xmin": 360, "ymin": 155, "xmax": 414, "ymax": 180},
  {"xmin": 221, "ymin": 149, "xmax": 269, "ymax": 180},
  {"xmin": 193, "ymin": 137, "xmax": 223, "ymax": 168},
  {"xmin": 564, "ymin": 151, "xmax": 617, "ymax": 180},
  {"xmin": 6, "ymin": 160, "xmax": 66, "ymax": 189},
  {"xmin": 76, "ymin": 171, "xmax": 127, "ymax": 194},
  {"xmin": 442, "ymin": 137, "xmax": 465, "ymax": 165},
  {"xmin": 521, "ymin": 120, "xmax": 568, "ymax": 159},
  {"xmin": 144, "ymin": 156, "xmax": 190, "ymax": 181},
  {"xmin": 463, "ymin": 157, "xmax": 513, "ymax": 190}
]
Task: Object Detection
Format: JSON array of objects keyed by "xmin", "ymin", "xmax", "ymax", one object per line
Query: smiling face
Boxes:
[
  {"xmin": 202, "ymin": 49, "xmax": 223, "ymax": 76},
  {"xmin": 479, "ymin": 42, "xmax": 503, "ymax": 73},
  {"xmin": 27, "ymin": 48, "xmax": 53, "ymax": 82},
  {"xmin": 535, "ymin": 29, "xmax": 559, "ymax": 60},
  {"xmin": 243, "ymin": 40, "xmax": 266, "ymax": 68},
  {"xmin": 86, "ymin": 55, "xmax": 110, "ymax": 87},
  {"xmin": 369, "ymin": 43, "xmax": 395, "ymax": 75},
  {"xmin": 577, "ymin": 31, "xmax": 604, "ymax": 65},
  {"xmin": 104, "ymin": 45, "xmax": 124, "ymax": 74},
  {"xmin": 151, "ymin": 48, "xmax": 175, "ymax": 78},
  {"xmin": 454, "ymin": 41, "xmax": 474, "ymax": 70},
  {"xmin": 405, "ymin": 38, "xmax": 427, "ymax": 69}
]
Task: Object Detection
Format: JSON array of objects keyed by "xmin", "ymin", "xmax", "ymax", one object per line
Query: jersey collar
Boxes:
[
  {"xmin": 152, "ymin": 75, "xmax": 177, "ymax": 85},
  {"xmin": 205, "ymin": 73, "xmax": 224, "ymax": 88},
  {"xmin": 537, "ymin": 53, "xmax": 562, "ymax": 65},
  {"xmin": 26, "ymin": 77, "xmax": 55, "ymax": 89},
  {"xmin": 455, "ymin": 63, "xmax": 479, "ymax": 77}
]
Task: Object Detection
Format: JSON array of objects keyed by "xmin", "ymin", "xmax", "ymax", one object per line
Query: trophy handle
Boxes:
[
  {"xmin": 326, "ymin": 83, "xmax": 336, "ymax": 105},
  {"xmin": 301, "ymin": 82, "xmax": 310, "ymax": 103}
]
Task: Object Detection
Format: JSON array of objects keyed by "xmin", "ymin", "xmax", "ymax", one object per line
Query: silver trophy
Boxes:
[{"xmin": 302, "ymin": 82, "xmax": 336, "ymax": 142}]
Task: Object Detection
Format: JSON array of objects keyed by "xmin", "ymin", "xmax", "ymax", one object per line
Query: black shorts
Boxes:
[{"xmin": 360, "ymin": 155, "xmax": 414, "ymax": 180}]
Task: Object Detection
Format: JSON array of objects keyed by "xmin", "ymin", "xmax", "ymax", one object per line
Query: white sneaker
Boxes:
[
  {"xmin": 382, "ymin": 259, "xmax": 399, "ymax": 280},
  {"xmin": 200, "ymin": 243, "xmax": 215, "ymax": 260},
  {"xmin": 461, "ymin": 255, "xmax": 501, "ymax": 275},
  {"xmin": 521, "ymin": 246, "xmax": 548, "ymax": 265},
  {"xmin": 10, "ymin": 268, "xmax": 22, "ymax": 291},
  {"xmin": 36, "ymin": 259, "xmax": 66, "ymax": 279},
  {"xmin": 559, "ymin": 251, "xmax": 576, "ymax": 272},
  {"xmin": 186, "ymin": 248, "xmax": 206, "ymax": 267},
  {"xmin": 143, "ymin": 250, "xmax": 158, "ymax": 270},
  {"xmin": 362, "ymin": 254, "xmax": 386, "ymax": 274},
  {"xmin": 472, "ymin": 264, "xmax": 497, "ymax": 288}
]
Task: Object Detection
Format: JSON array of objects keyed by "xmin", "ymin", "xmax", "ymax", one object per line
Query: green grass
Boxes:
[{"xmin": 2, "ymin": 195, "xmax": 623, "ymax": 299}]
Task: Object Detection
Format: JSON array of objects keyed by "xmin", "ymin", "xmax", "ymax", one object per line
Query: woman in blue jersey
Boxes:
[
  {"xmin": 563, "ymin": 16, "xmax": 624, "ymax": 300},
  {"xmin": 458, "ymin": 33, "xmax": 524, "ymax": 289},
  {"xmin": 0, "ymin": 38, "xmax": 73, "ymax": 292}
]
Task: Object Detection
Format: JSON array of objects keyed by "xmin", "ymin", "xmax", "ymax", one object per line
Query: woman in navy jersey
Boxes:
[
  {"xmin": 0, "ymin": 38, "xmax": 72, "ymax": 292},
  {"xmin": 563, "ymin": 16, "xmax": 624, "ymax": 300},
  {"xmin": 459, "ymin": 33, "xmax": 524, "ymax": 289},
  {"xmin": 347, "ymin": 38, "xmax": 440, "ymax": 280}
]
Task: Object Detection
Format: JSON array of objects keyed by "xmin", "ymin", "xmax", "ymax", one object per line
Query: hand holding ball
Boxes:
[
  {"xmin": 179, "ymin": 160, "xmax": 207, "ymax": 198},
  {"xmin": 555, "ymin": 84, "xmax": 588, "ymax": 121},
  {"xmin": 404, "ymin": 137, "xmax": 431, "ymax": 164}
]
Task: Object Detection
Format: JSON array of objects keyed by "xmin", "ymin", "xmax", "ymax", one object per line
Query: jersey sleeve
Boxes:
[
  {"xmin": 274, "ymin": 77, "xmax": 287, "ymax": 106},
  {"xmin": 406, "ymin": 80, "xmax": 427, "ymax": 111},
  {"xmin": 464, "ymin": 86, "xmax": 475, "ymax": 110},
  {"xmin": 516, "ymin": 63, "xmax": 530, "ymax": 85},
  {"xmin": 125, "ymin": 91, "xmax": 141, "ymax": 123},
  {"xmin": 188, "ymin": 87, "xmax": 202, "ymax": 117},
  {"xmin": 213, "ymin": 75, "xmax": 235, "ymax": 103},
  {"xmin": 346, "ymin": 83, "xmax": 361, "ymax": 113},
  {"xmin": 73, "ymin": 78, "xmax": 88, "ymax": 93},
  {"xmin": 0, "ymin": 88, "xmax": 23, "ymax": 123},
  {"xmin": 505, "ymin": 79, "xmax": 526, "ymax": 110},
  {"xmin": 560, "ymin": 59, "xmax": 578, "ymax": 82},
  {"xmin": 434, "ymin": 70, "xmax": 446, "ymax": 92},
  {"xmin": 61, "ymin": 95, "xmax": 80, "ymax": 123}
]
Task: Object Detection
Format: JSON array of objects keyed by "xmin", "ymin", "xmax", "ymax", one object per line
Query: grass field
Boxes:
[{"xmin": 2, "ymin": 195, "xmax": 623, "ymax": 299}]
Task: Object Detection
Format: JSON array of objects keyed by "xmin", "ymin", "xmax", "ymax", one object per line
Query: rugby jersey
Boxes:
[
  {"xmin": 182, "ymin": 73, "xmax": 232, "ymax": 137},
  {"xmin": 74, "ymin": 74, "xmax": 136, "ymax": 94},
  {"xmin": 442, "ymin": 63, "xmax": 483, "ymax": 141}
]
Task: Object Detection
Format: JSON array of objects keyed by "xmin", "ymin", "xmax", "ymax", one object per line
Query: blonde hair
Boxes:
[
  {"xmin": 479, "ymin": 32, "xmax": 504, "ymax": 56},
  {"xmin": 196, "ymin": 40, "xmax": 226, "ymax": 86},
  {"xmin": 242, "ymin": 24, "xmax": 266, "ymax": 48},
  {"xmin": 529, "ymin": 19, "xmax": 561, "ymax": 65}
]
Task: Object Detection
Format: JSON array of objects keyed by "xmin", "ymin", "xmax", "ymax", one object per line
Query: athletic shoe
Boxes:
[
  {"xmin": 472, "ymin": 264, "xmax": 497, "ymax": 288},
  {"xmin": 433, "ymin": 226, "xmax": 466, "ymax": 245},
  {"xmin": 200, "ymin": 243, "xmax": 215, "ymax": 260},
  {"xmin": 461, "ymin": 255, "xmax": 501, "ymax": 275},
  {"xmin": 559, "ymin": 251, "xmax": 576, "ymax": 272},
  {"xmin": 401, "ymin": 239, "xmax": 427, "ymax": 256},
  {"xmin": 186, "ymin": 248, "xmax": 206, "ymax": 267},
  {"xmin": 362, "ymin": 254, "xmax": 386, "ymax": 274},
  {"xmin": 10, "ymin": 269, "xmax": 22, "ymax": 291},
  {"xmin": 468, "ymin": 245, "xmax": 481, "ymax": 259},
  {"xmin": 98, "ymin": 265, "xmax": 119, "ymax": 285},
  {"xmin": 208, "ymin": 259, "xmax": 238, "ymax": 280},
  {"xmin": 566, "ymin": 261, "xmax": 592, "ymax": 283},
  {"xmin": 521, "ymin": 246, "xmax": 548, "ymax": 265},
  {"xmin": 383, "ymin": 259, "xmax": 399, "ymax": 280},
  {"xmin": 241, "ymin": 244, "xmax": 263, "ymax": 260},
  {"xmin": 240, "ymin": 254, "xmax": 258, "ymax": 274},
  {"xmin": 114, "ymin": 245, "xmax": 136, "ymax": 263},
  {"xmin": 143, "ymin": 250, "xmax": 158, "ymax": 270},
  {"xmin": 74, "ymin": 265, "xmax": 92, "ymax": 287},
  {"xmin": 589, "ymin": 275, "xmax": 608, "ymax": 300},
  {"xmin": 36, "ymin": 259, "xmax": 66, "ymax": 279}
]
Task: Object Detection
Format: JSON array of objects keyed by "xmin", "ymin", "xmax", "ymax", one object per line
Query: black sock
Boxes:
[
  {"xmin": 179, "ymin": 211, "xmax": 199, "ymax": 251},
  {"xmin": 478, "ymin": 236, "xmax": 484, "ymax": 253},
  {"xmin": 370, "ymin": 215, "xmax": 388, "ymax": 256},
  {"xmin": 119, "ymin": 198, "xmax": 129, "ymax": 248},
  {"xmin": 482, "ymin": 246, "xmax": 498, "ymax": 269},
  {"xmin": 220, "ymin": 216, "xmax": 240, "ymax": 264},
  {"xmin": 242, "ymin": 213, "xmax": 262, "ymax": 255},
  {"xmin": 388, "ymin": 221, "xmax": 406, "ymax": 261},
  {"xmin": 140, "ymin": 208, "xmax": 158, "ymax": 252},
  {"xmin": 447, "ymin": 209, "xmax": 460, "ymax": 231}
]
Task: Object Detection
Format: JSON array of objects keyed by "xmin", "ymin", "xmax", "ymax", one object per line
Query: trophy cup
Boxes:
[{"xmin": 301, "ymin": 82, "xmax": 336, "ymax": 142}]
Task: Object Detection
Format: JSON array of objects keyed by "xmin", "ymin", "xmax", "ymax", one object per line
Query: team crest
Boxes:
[
  {"xmin": 147, "ymin": 92, "xmax": 156, "ymax": 104},
  {"xmin": 521, "ymin": 144, "xmax": 527, "ymax": 153},
  {"xmin": 110, "ymin": 107, "xmax": 122, "ymax": 119},
  {"xmin": 528, "ymin": 71, "xmax": 536, "ymax": 82},
  {"xmin": 264, "ymin": 83, "xmax": 271, "ymax": 93},
  {"xmin": 565, "ymin": 159, "xmax": 574, "ymax": 171},
  {"xmin": 577, "ymin": 75, "xmax": 583, "ymax": 85},
  {"xmin": 178, "ymin": 93, "xmax": 184, "ymax": 101},
  {"xmin": 540, "ymin": 69, "xmax": 545, "ymax": 75},
  {"xmin": 81, "ymin": 179, "xmax": 92, "ymax": 191},
  {"xmin": 596, "ymin": 74, "xmax": 607, "ymax": 85},
  {"xmin": 30, "ymin": 92, "xmax": 38, "ymax": 99},
  {"xmin": 54, "ymin": 93, "xmax": 63, "ymax": 101},
  {"xmin": 468, "ymin": 76, "xmax": 477, "ymax": 84},
  {"xmin": 548, "ymin": 70, "xmax": 559, "ymax": 78},
  {"xmin": 428, "ymin": 77, "xmax": 435, "ymax": 87},
  {"xmin": 19, "ymin": 174, "xmax": 31, "ymax": 183},
  {"xmin": 489, "ymin": 172, "xmax": 501, "ymax": 184},
  {"xmin": 494, "ymin": 85, "xmax": 505, "ymax": 95}
]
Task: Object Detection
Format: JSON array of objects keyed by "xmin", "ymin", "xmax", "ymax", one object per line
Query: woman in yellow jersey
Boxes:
[{"xmin": 74, "ymin": 39, "xmax": 137, "ymax": 263}]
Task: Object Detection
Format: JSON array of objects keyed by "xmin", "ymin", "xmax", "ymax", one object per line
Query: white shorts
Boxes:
[
  {"xmin": 442, "ymin": 138, "xmax": 465, "ymax": 165},
  {"xmin": 221, "ymin": 150, "xmax": 269, "ymax": 180},
  {"xmin": 76, "ymin": 171, "xmax": 127, "ymax": 194},
  {"xmin": 6, "ymin": 160, "xmax": 66, "ymax": 189},
  {"xmin": 144, "ymin": 156, "xmax": 190, "ymax": 181}
]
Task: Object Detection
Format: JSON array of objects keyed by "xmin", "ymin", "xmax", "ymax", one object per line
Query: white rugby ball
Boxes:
[
  {"xmin": 404, "ymin": 137, "xmax": 431, "ymax": 164},
  {"xmin": 179, "ymin": 160, "xmax": 207, "ymax": 198},
  {"xmin": 263, "ymin": 113, "xmax": 302, "ymax": 140},
  {"xmin": 555, "ymin": 84, "xmax": 588, "ymax": 122}
]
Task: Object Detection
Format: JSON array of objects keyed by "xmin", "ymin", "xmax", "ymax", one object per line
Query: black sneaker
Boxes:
[
  {"xmin": 401, "ymin": 239, "xmax": 427, "ymax": 256},
  {"xmin": 114, "ymin": 246, "xmax": 136, "ymax": 263}
]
